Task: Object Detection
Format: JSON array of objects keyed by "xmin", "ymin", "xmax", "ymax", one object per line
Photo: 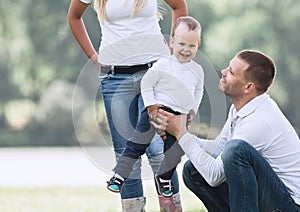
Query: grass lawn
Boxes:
[{"xmin": 0, "ymin": 185, "xmax": 207, "ymax": 212}]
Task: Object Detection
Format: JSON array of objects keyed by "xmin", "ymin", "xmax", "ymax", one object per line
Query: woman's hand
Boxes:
[{"xmin": 91, "ymin": 53, "xmax": 100, "ymax": 69}]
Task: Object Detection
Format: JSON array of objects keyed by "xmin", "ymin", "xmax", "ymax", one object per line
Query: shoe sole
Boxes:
[{"xmin": 106, "ymin": 185, "xmax": 121, "ymax": 193}]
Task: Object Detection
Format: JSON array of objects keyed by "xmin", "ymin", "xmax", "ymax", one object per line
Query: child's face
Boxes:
[{"xmin": 170, "ymin": 23, "xmax": 200, "ymax": 63}]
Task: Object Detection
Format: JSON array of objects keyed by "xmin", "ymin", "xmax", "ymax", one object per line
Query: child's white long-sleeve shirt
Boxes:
[{"xmin": 141, "ymin": 56, "xmax": 204, "ymax": 114}]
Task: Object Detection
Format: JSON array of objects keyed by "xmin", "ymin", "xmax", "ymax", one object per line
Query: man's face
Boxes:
[
  {"xmin": 170, "ymin": 23, "xmax": 200, "ymax": 63},
  {"xmin": 219, "ymin": 56, "xmax": 250, "ymax": 97}
]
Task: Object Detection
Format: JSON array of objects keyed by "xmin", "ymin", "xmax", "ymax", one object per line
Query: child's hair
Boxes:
[
  {"xmin": 94, "ymin": 0, "xmax": 163, "ymax": 22},
  {"xmin": 172, "ymin": 16, "xmax": 202, "ymax": 37}
]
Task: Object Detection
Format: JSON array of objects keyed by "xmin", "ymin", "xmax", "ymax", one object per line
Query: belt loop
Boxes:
[{"xmin": 111, "ymin": 65, "xmax": 115, "ymax": 75}]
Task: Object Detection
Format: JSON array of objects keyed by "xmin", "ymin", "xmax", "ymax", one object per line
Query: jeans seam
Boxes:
[{"xmin": 238, "ymin": 143, "xmax": 247, "ymax": 211}]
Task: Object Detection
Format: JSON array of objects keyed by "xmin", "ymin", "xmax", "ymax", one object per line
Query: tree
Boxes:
[{"xmin": 186, "ymin": 0, "xmax": 300, "ymax": 133}]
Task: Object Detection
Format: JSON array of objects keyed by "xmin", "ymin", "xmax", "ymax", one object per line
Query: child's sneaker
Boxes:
[
  {"xmin": 106, "ymin": 174, "xmax": 124, "ymax": 193},
  {"xmin": 154, "ymin": 174, "xmax": 174, "ymax": 197}
]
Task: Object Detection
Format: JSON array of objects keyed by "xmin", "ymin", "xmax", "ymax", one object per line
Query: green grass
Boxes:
[{"xmin": 0, "ymin": 186, "xmax": 207, "ymax": 212}]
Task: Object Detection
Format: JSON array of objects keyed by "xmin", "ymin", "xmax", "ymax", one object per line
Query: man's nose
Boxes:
[{"xmin": 221, "ymin": 68, "xmax": 226, "ymax": 75}]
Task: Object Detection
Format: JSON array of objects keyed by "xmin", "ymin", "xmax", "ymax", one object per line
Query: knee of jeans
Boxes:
[
  {"xmin": 183, "ymin": 160, "xmax": 209, "ymax": 189},
  {"xmin": 116, "ymin": 152, "xmax": 142, "ymax": 179},
  {"xmin": 221, "ymin": 139, "xmax": 247, "ymax": 165},
  {"xmin": 146, "ymin": 134, "xmax": 164, "ymax": 157},
  {"xmin": 182, "ymin": 161, "xmax": 204, "ymax": 191},
  {"xmin": 182, "ymin": 160, "xmax": 194, "ymax": 183},
  {"xmin": 147, "ymin": 152, "xmax": 164, "ymax": 173},
  {"xmin": 129, "ymin": 158, "xmax": 142, "ymax": 179},
  {"xmin": 113, "ymin": 138, "xmax": 130, "ymax": 155},
  {"xmin": 146, "ymin": 135, "xmax": 164, "ymax": 172}
]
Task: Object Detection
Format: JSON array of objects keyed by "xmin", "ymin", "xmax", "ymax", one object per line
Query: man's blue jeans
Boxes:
[
  {"xmin": 101, "ymin": 72, "xmax": 179, "ymax": 199},
  {"xmin": 182, "ymin": 139, "xmax": 299, "ymax": 212}
]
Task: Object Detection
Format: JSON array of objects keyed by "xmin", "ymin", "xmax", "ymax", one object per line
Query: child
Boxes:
[{"xmin": 107, "ymin": 16, "xmax": 204, "ymax": 197}]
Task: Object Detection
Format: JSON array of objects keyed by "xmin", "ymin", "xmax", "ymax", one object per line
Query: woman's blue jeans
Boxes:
[
  {"xmin": 183, "ymin": 139, "xmax": 299, "ymax": 212},
  {"xmin": 101, "ymin": 72, "xmax": 179, "ymax": 199}
]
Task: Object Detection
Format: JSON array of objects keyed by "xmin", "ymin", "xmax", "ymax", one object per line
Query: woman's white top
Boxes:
[{"xmin": 80, "ymin": 0, "xmax": 170, "ymax": 65}]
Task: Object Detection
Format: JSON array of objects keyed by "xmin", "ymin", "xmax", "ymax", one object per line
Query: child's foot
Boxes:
[
  {"xmin": 106, "ymin": 174, "xmax": 124, "ymax": 193},
  {"xmin": 154, "ymin": 174, "xmax": 174, "ymax": 197}
]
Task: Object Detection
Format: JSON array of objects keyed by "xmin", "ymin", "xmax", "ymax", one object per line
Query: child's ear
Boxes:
[
  {"xmin": 169, "ymin": 37, "xmax": 174, "ymax": 49},
  {"xmin": 168, "ymin": 37, "xmax": 174, "ymax": 54}
]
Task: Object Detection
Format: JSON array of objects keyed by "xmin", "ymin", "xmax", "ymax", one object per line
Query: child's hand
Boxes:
[{"xmin": 187, "ymin": 109, "xmax": 195, "ymax": 126}]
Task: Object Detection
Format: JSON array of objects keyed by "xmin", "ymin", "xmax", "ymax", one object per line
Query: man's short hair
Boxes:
[{"xmin": 237, "ymin": 50, "xmax": 275, "ymax": 93}]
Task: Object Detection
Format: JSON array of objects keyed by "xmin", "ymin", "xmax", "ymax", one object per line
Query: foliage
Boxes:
[
  {"xmin": 188, "ymin": 0, "xmax": 300, "ymax": 133},
  {"xmin": 1, "ymin": 0, "xmax": 300, "ymax": 146}
]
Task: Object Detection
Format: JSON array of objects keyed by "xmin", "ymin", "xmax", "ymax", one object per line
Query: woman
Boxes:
[{"xmin": 68, "ymin": 0, "xmax": 187, "ymax": 211}]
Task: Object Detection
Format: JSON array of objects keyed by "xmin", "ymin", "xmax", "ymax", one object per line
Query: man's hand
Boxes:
[
  {"xmin": 187, "ymin": 109, "xmax": 195, "ymax": 126},
  {"xmin": 147, "ymin": 104, "xmax": 164, "ymax": 116},
  {"xmin": 148, "ymin": 105, "xmax": 166, "ymax": 140},
  {"xmin": 150, "ymin": 109, "xmax": 188, "ymax": 140}
]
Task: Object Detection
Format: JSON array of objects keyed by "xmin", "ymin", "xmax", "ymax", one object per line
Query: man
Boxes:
[{"xmin": 150, "ymin": 50, "xmax": 300, "ymax": 211}]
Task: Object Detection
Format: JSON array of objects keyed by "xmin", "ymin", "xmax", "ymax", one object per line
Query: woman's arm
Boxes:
[
  {"xmin": 68, "ymin": 0, "xmax": 99, "ymax": 68},
  {"xmin": 164, "ymin": 0, "xmax": 188, "ymax": 33}
]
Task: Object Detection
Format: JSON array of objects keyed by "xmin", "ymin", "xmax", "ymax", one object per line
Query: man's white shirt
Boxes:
[{"xmin": 179, "ymin": 93, "xmax": 300, "ymax": 204}]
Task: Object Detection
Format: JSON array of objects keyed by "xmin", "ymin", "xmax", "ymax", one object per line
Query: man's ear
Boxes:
[{"xmin": 244, "ymin": 82, "xmax": 256, "ymax": 94}]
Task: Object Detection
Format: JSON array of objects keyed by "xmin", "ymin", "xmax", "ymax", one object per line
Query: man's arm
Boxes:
[
  {"xmin": 179, "ymin": 133, "xmax": 226, "ymax": 186},
  {"xmin": 150, "ymin": 108, "xmax": 228, "ymax": 186}
]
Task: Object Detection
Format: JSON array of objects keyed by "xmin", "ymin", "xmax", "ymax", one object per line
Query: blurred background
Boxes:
[
  {"xmin": 0, "ymin": 0, "xmax": 300, "ymax": 147},
  {"xmin": 1, "ymin": 0, "xmax": 300, "ymax": 147},
  {"xmin": 1, "ymin": 0, "xmax": 300, "ymax": 211}
]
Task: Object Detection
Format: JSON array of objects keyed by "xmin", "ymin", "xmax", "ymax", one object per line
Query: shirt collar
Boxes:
[{"xmin": 232, "ymin": 93, "xmax": 269, "ymax": 118}]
